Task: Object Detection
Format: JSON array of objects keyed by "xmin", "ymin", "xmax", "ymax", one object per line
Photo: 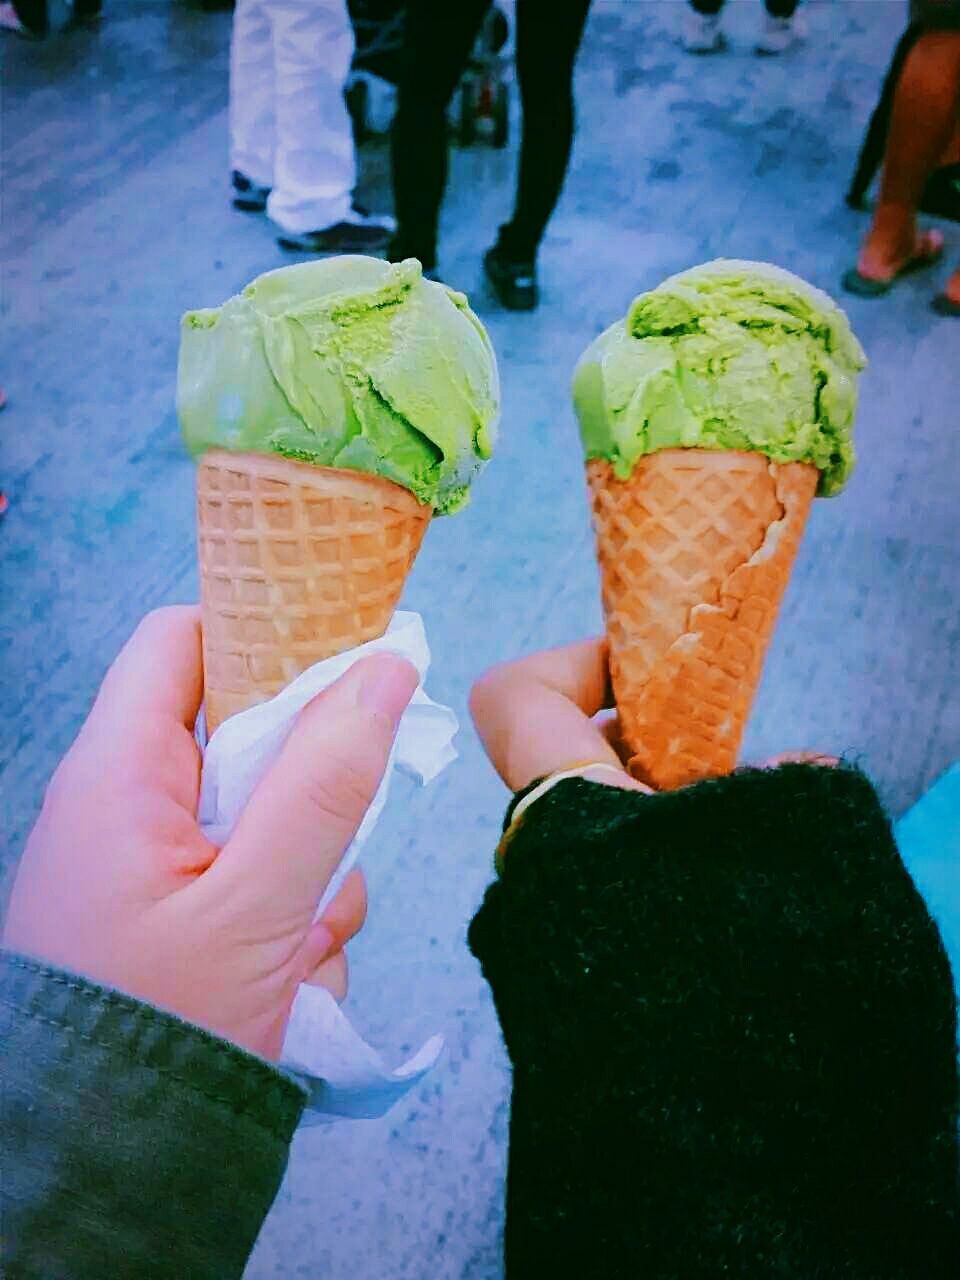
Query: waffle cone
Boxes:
[
  {"xmin": 587, "ymin": 449, "xmax": 817, "ymax": 790},
  {"xmin": 197, "ymin": 449, "xmax": 431, "ymax": 734}
]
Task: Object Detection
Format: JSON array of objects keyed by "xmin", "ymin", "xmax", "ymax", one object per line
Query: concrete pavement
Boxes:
[{"xmin": 3, "ymin": 2, "xmax": 959, "ymax": 1276}]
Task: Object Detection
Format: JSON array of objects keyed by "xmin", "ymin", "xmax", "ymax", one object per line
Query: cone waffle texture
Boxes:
[
  {"xmin": 197, "ymin": 449, "xmax": 430, "ymax": 734},
  {"xmin": 587, "ymin": 449, "xmax": 817, "ymax": 791}
]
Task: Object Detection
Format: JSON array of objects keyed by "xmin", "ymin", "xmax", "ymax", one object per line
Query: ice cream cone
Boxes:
[
  {"xmin": 587, "ymin": 448, "xmax": 818, "ymax": 791},
  {"xmin": 197, "ymin": 449, "xmax": 431, "ymax": 735}
]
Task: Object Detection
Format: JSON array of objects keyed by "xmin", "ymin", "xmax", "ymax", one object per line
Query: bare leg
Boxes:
[{"xmin": 856, "ymin": 31, "xmax": 960, "ymax": 297}]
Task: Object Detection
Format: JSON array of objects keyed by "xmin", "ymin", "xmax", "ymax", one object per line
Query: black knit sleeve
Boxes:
[{"xmin": 468, "ymin": 764, "xmax": 960, "ymax": 1280}]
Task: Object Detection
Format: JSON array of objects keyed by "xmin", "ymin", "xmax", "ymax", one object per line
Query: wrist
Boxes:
[{"xmin": 496, "ymin": 760, "xmax": 649, "ymax": 871}]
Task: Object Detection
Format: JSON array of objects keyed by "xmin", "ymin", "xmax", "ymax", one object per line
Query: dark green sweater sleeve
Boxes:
[
  {"xmin": 469, "ymin": 764, "xmax": 960, "ymax": 1279},
  {"xmin": 0, "ymin": 951, "xmax": 306, "ymax": 1280}
]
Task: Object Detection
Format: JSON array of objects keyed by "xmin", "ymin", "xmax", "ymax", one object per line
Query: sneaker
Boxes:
[
  {"xmin": 232, "ymin": 170, "xmax": 270, "ymax": 213},
  {"xmin": 277, "ymin": 207, "xmax": 394, "ymax": 253},
  {"xmin": 483, "ymin": 245, "xmax": 538, "ymax": 311},
  {"xmin": 682, "ymin": 9, "xmax": 726, "ymax": 54},
  {"xmin": 755, "ymin": 13, "xmax": 803, "ymax": 55},
  {"xmin": 352, "ymin": 203, "xmax": 396, "ymax": 234}
]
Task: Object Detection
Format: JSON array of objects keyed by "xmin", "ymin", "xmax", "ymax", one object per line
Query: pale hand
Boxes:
[
  {"xmin": 3, "ymin": 607, "xmax": 418, "ymax": 1061},
  {"xmin": 470, "ymin": 637, "xmax": 835, "ymax": 793}
]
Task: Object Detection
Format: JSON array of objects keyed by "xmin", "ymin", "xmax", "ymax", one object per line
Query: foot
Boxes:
[
  {"xmin": 231, "ymin": 171, "xmax": 270, "ymax": 213},
  {"xmin": 857, "ymin": 225, "xmax": 944, "ymax": 286},
  {"xmin": 932, "ymin": 267, "xmax": 960, "ymax": 315},
  {"xmin": 483, "ymin": 245, "xmax": 538, "ymax": 311},
  {"xmin": 277, "ymin": 208, "xmax": 394, "ymax": 254},
  {"xmin": 386, "ymin": 234, "xmax": 437, "ymax": 275},
  {"xmin": 755, "ymin": 12, "xmax": 804, "ymax": 56},
  {"xmin": 682, "ymin": 9, "xmax": 726, "ymax": 54}
]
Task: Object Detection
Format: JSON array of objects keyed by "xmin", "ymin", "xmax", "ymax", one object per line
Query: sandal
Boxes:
[
  {"xmin": 931, "ymin": 293, "xmax": 960, "ymax": 317},
  {"xmin": 842, "ymin": 230, "xmax": 944, "ymax": 297}
]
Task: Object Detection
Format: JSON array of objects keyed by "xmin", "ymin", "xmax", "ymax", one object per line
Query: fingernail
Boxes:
[{"xmin": 356, "ymin": 654, "xmax": 419, "ymax": 725}]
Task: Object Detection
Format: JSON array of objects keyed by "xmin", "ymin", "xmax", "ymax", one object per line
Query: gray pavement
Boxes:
[{"xmin": 3, "ymin": 2, "xmax": 959, "ymax": 1277}]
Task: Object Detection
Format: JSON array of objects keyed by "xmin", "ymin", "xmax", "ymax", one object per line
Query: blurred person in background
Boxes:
[
  {"xmin": 230, "ymin": 0, "xmax": 393, "ymax": 253},
  {"xmin": 683, "ymin": 0, "xmax": 803, "ymax": 56},
  {"xmin": 388, "ymin": 0, "xmax": 592, "ymax": 311},
  {"xmin": 844, "ymin": 0, "xmax": 960, "ymax": 315},
  {"xmin": 0, "ymin": 0, "xmax": 97, "ymax": 36}
]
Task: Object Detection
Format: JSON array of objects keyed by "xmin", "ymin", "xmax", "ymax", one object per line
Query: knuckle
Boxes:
[
  {"xmin": 140, "ymin": 604, "xmax": 186, "ymax": 629},
  {"xmin": 302, "ymin": 747, "xmax": 380, "ymax": 830},
  {"xmin": 133, "ymin": 607, "xmax": 170, "ymax": 641},
  {"xmin": 132, "ymin": 605, "xmax": 197, "ymax": 646},
  {"xmin": 469, "ymin": 666, "xmax": 508, "ymax": 714}
]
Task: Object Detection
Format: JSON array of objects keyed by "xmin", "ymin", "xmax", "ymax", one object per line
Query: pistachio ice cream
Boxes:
[
  {"xmin": 178, "ymin": 256, "xmax": 499, "ymax": 513},
  {"xmin": 573, "ymin": 259, "xmax": 866, "ymax": 496}
]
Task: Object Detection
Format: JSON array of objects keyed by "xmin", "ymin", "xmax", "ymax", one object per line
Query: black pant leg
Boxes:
[
  {"xmin": 692, "ymin": 0, "xmax": 800, "ymax": 18},
  {"xmin": 765, "ymin": 0, "xmax": 800, "ymax": 17},
  {"xmin": 12, "ymin": 0, "xmax": 47, "ymax": 33},
  {"xmin": 390, "ymin": 0, "xmax": 491, "ymax": 267},
  {"xmin": 496, "ymin": 0, "xmax": 592, "ymax": 263}
]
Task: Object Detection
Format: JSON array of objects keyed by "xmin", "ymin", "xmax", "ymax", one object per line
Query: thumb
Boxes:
[{"xmin": 209, "ymin": 654, "xmax": 418, "ymax": 918}]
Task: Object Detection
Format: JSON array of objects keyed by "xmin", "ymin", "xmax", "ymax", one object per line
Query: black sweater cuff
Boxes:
[{"xmin": 469, "ymin": 764, "xmax": 960, "ymax": 1279}]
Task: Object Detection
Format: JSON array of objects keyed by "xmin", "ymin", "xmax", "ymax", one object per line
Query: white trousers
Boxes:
[{"xmin": 229, "ymin": 0, "xmax": 356, "ymax": 234}]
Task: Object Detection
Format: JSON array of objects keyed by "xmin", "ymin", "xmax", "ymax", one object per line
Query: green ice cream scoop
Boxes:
[
  {"xmin": 572, "ymin": 260, "xmax": 866, "ymax": 496},
  {"xmin": 177, "ymin": 256, "xmax": 499, "ymax": 514}
]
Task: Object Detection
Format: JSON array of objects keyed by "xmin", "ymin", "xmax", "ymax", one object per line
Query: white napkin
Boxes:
[{"xmin": 196, "ymin": 612, "xmax": 451, "ymax": 1120}]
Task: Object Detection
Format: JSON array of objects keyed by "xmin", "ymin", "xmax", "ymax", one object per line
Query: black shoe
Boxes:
[
  {"xmin": 277, "ymin": 208, "xmax": 394, "ymax": 253},
  {"xmin": 386, "ymin": 234, "xmax": 437, "ymax": 274},
  {"xmin": 483, "ymin": 245, "xmax": 538, "ymax": 311},
  {"xmin": 232, "ymin": 170, "xmax": 270, "ymax": 213}
]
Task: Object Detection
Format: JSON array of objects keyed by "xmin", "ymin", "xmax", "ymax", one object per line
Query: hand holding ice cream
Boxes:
[{"xmin": 2, "ymin": 607, "xmax": 415, "ymax": 1060}]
